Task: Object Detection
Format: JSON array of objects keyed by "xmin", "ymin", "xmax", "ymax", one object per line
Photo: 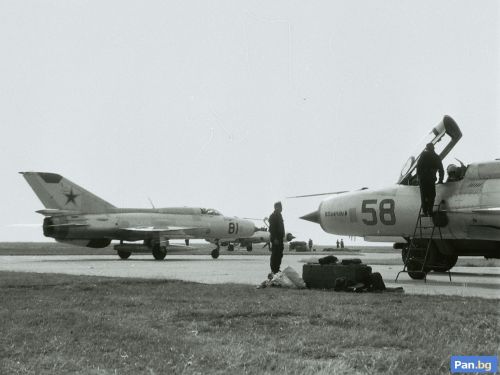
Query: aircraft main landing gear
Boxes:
[
  {"xmin": 152, "ymin": 245, "xmax": 167, "ymax": 260},
  {"xmin": 402, "ymin": 247, "xmax": 428, "ymax": 279},
  {"xmin": 117, "ymin": 250, "xmax": 131, "ymax": 260}
]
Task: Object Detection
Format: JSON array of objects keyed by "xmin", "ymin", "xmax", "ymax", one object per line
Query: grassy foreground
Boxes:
[{"xmin": 0, "ymin": 272, "xmax": 498, "ymax": 375}]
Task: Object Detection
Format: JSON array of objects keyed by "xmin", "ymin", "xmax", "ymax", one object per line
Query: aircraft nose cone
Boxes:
[{"xmin": 300, "ymin": 210, "xmax": 320, "ymax": 224}]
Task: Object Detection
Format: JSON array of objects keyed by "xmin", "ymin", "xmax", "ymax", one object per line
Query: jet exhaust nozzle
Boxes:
[{"xmin": 300, "ymin": 210, "xmax": 320, "ymax": 224}]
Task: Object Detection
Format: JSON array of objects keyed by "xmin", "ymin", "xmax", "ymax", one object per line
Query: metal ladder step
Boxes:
[{"xmin": 396, "ymin": 202, "xmax": 452, "ymax": 282}]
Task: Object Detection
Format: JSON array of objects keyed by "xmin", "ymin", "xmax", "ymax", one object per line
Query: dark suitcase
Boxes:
[
  {"xmin": 302, "ymin": 263, "xmax": 372, "ymax": 289},
  {"xmin": 341, "ymin": 258, "xmax": 362, "ymax": 265}
]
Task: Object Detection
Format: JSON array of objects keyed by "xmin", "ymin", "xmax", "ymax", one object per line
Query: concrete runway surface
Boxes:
[{"xmin": 0, "ymin": 253, "xmax": 499, "ymax": 299}]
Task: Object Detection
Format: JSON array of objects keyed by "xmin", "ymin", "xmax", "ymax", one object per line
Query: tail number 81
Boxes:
[{"xmin": 361, "ymin": 199, "xmax": 396, "ymax": 225}]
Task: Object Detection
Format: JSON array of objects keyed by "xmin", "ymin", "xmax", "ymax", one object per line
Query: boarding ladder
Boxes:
[{"xmin": 395, "ymin": 201, "xmax": 452, "ymax": 282}]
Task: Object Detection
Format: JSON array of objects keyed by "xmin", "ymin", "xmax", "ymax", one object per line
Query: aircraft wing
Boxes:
[
  {"xmin": 123, "ymin": 226, "xmax": 207, "ymax": 237},
  {"xmin": 472, "ymin": 207, "xmax": 500, "ymax": 215},
  {"xmin": 443, "ymin": 207, "xmax": 500, "ymax": 215}
]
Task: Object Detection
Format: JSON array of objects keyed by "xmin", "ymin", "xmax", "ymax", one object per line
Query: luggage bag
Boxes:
[{"xmin": 302, "ymin": 263, "xmax": 372, "ymax": 289}]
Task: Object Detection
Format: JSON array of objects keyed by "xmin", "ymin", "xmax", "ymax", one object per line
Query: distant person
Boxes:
[
  {"xmin": 336, "ymin": 239, "xmax": 340, "ymax": 249},
  {"xmin": 308, "ymin": 238, "xmax": 313, "ymax": 251},
  {"xmin": 416, "ymin": 143, "xmax": 444, "ymax": 216},
  {"xmin": 340, "ymin": 239, "xmax": 344, "ymax": 249},
  {"xmin": 269, "ymin": 201, "xmax": 285, "ymax": 275}
]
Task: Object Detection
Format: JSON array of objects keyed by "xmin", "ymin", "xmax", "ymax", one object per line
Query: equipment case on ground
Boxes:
[{"xmin": 302, "ymin": 263, "xmax": 372, "ymax": 289}]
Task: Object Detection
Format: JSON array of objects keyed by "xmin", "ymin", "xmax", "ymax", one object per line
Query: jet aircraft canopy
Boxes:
[
  {"xmin": 201, "ymin": 208, "xmax": 222, "ymax": 216},
  {"xmin": 398, "ymin": 115, "xmax": 462, "ymax": 185}
]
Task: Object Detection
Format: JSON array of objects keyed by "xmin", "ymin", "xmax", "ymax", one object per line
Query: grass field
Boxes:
[{"xmin": 0, "ymin": 272, "xmax": 498, "ymax": 374}]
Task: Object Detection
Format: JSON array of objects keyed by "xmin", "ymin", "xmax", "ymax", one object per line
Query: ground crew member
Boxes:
[
  {"xmin": 308, "ymin": 238, "xmax": 313, "ymax": 251},
  {"xmin": 340, "ymin": 239, "xmax": 344, "ymax": 248},
  {"xmin": 269, "ymin": 201, "xmax": 285, "ymax": 274},
  {"xmin": 416, "ymin": 143, "xmax": 444, "ymax": 216}
]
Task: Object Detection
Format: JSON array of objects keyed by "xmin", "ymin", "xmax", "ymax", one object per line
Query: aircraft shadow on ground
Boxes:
[
  {"xmin": 444, "ymin": 271, "xmax": 500, "ymax": 278},
  {"xmin": 38, "ymin": 257, "xmax": 249, "ymax": 263},
  {"xmin": 392, "ymin": 278, "xmax": 500, "ymax": 290}
]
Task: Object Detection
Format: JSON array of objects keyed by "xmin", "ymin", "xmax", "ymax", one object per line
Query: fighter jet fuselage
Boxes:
[
  {"xmin": 43, "ymin": 209, "xmax": 254, "ymax": 244},
  {"xmin": 301, "ymin": 116, "xmax": 500, "ymax": 278},
  {"xmin": 308, "ymin": 161, "xmax": 500, "ymax": 256},
  {"xmin": 21, "ymin": 172, "xmax": 256, "ymax": 260}
]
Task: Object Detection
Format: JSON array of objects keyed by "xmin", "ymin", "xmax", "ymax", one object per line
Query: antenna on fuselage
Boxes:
[{"xmin": 147, "ymin": 197, "xmax": 156, "ymax": 209}]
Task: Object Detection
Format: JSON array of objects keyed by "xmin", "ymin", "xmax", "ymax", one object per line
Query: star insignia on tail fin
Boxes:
[{"xmin": 64, "ymin": 188, "xmax": 79, "ymax": 206}]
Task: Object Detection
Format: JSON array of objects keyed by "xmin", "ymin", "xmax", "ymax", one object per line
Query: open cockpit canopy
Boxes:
[{"xmin": 398, "ymin": 115, "xmax": 462, "ymax": 185}]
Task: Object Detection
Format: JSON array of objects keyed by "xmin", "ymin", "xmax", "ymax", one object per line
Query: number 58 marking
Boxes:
[{"xmin": 361, "ymin": 199, "xmax": 396, "ymax": 225}]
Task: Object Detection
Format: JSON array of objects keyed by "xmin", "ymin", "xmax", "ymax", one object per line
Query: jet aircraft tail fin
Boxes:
[{"xmin": 20, "ymin": 172, "xmax": 116, "ymax": 213}]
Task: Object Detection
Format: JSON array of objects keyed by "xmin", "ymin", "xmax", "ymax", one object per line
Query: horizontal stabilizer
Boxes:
[
  {"xmin": 36, "ymin": 209, "xmax": 82, "ymax": 216},
  {"xmin": 45, "ymin": 223, "xmax": 89, "ymax": 228}
]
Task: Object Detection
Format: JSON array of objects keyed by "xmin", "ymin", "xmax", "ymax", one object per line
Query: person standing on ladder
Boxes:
[{"xmin": 416, "ymin": 143, "xmax": 444, "ymax": 216}]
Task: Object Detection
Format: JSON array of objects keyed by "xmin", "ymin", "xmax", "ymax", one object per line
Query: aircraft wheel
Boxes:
[
  {"xmin": 246, "ymin": 244, "xmax": 252, "ymax": 252},
  {"xmin": 211, "ymin": 249, "xmax": 219, "ymax": 259},
  {"xmin": 117, "ymin": 250, "xmax": 131, "ymax": 260},
  {"xmin": 227, "ymin": 244, "xmax": 234, "ymax": 252},
  {"xmin": 152, "ymin": 246, "xmax": 167, "ymax": 260},
  {"xmin": 407, "ymin": 260, "xmax": 426, "ymax": 280},
  {"xmin": 431, "ymin": 254, "xmax": 458, "ymax": 272}
]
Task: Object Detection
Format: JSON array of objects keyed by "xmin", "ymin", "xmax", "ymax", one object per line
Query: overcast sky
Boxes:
[{"xmin": 1, "ymin": 0, "xmax": 499, "ymax": 245}]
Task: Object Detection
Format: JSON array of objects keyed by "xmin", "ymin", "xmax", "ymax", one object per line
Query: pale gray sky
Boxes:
[{"xmin": 1, "ymin": 0, "xmax": 499, "ymax": 244}]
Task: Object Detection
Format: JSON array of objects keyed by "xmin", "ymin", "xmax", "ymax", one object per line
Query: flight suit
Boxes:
[
  {"xmin": 269, "ymin": 210, "xmax": 285, "ymax": 273},
  {"xmin": 416, "ymin": 149, "xmax": 444, "ymax": 215}
]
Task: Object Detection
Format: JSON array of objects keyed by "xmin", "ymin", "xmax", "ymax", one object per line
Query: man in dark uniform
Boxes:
[
  {"xmin": 269, "ymin": 201, "xmax": 285, "ymax": 274},
  {"xmin": 416, "ymin": 143, "xmax": 444, "ymax": 216}
]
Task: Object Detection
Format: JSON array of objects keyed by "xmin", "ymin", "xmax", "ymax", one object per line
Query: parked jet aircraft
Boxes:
[
  {"xmin": 299, "ymin": 116, "xmax": 500, "ymax": 278},
  {"xmin": 21, "ymin": 172, "xmax": 256, "ymax": 260},
  {"xmin": 227, "ymin": 217, "xmax": 294, "ymax": 251},
  {"xmin": 223, "ymin": 227, "xmax": 295, "ymax": 251}
]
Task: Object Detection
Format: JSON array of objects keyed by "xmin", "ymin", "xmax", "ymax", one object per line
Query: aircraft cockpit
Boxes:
[
  {"xmin": 201, "ymin": 208, "xmax": 222, "ymax": 216},
  {"xmin": 446, "ymin": 163, "xmax": 467, "ymax": 182},
  {"xmin": 398, "ymin": 115, "xmax": 462, "ymax": 185}
]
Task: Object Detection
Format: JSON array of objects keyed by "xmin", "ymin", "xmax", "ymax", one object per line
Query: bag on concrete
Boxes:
[
  {"xmin": 282, "ymin": 266, "xmax": 306, "ymax": 289},
  {"xmin": 270, "ymin": 271, "xmax": 295, "ymax": 288},
  {"xmin": 368, "ymin": 272, "xmax": 386, "ymax": 291},
  {"xmin": 334, "ymin": 277, "xmax": 347, "ymax": 291},
  {"xmin": 302, "ymin": 263, "xmax": 372, "ymax": 289},
  {"xmin": 341, "ymin": 258, "xmax": 362, "ymax": 265},
  {"xmin": 318, "ymin": 255, "xmax": 338, "ymax": 265}
]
